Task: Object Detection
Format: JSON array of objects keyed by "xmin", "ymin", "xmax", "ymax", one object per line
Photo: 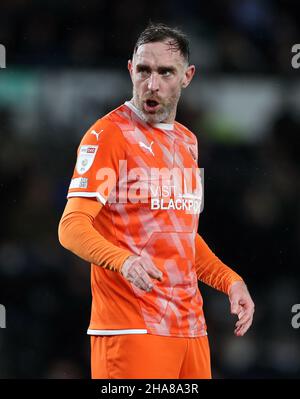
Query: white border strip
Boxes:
[
  {"xmin": 87, "ymin": 328, "xmax": 148, "ymax": 335},
  {"xmin": 67, "ymin": 191, "xmax": 106, "ymax": 205},
  {"xmin": 153, "ymin": 122, "xmax": 174, "ymax": 130}
]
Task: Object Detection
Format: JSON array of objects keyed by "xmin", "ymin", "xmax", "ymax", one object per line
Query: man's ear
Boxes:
[
  {"xmin": 128, "ymin": 59, "xmax": 133, "ymax": 81},
  {"xmin": 182, "ymin": 64, "xmax": 195, "ymax": 88}
]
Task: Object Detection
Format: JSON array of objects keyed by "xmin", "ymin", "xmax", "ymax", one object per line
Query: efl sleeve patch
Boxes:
[{"xmin": 76, "ymin": 145, "xmax": 98, "ymax": 175}]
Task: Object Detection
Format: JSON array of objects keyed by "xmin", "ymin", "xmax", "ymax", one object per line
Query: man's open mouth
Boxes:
[{"xmin": 144, "ymin": 99, "xmax": 160, "ymax": 112}]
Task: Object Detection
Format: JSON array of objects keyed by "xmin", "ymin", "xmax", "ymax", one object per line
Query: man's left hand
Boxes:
[{"xmin": 228, "ymin": 281, "xmax": 255, "ymax": 337}]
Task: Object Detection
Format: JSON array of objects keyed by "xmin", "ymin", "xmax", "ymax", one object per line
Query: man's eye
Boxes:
[
  {"xmin": 138, "ymin": 69, "xmax": 150, "ymax": 75},
  {"xmin": 161, "ymin": 70, "xmax": 172, "ymax": 77}
]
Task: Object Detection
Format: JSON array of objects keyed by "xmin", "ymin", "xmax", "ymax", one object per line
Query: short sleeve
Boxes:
[{"xmin": 67, "ymin": 118, "xmax": 126, "ymax": 205}]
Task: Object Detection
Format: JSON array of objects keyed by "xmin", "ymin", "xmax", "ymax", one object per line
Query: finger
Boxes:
[
  {"xmin": 237, "ymin": 309, "xmax": 245, "ymax": 320},
  {"xmin": 230, "ymin": 301, "xmax": 240, "ymax": 315},
  {"xmin": 235, "ymin": 318, "xmax": 253, "ymax": 336},
  {"xmin": 235, "ymin": 311, "xmax": 253, "ymax": 328},
  {"xmin": 243, "ymin": 317, "xmax": 253, "ymax": 332},
  {"xmin": 142, "ymin": 261, "xmax": 163, "ymax": 281},
  {"xmin": 122, "ymin": 262, "xmax": 141, "ymax": 281},
  {"xmin": 236, "ymin": 318, "xmax": 250, "ymax": 330},
  {"xmin": 131, "ymin": 274, "xmax": 152, "ymax": 292},
  {"xmin": 238, "ymin": 304, "xmax": 254, "ymax": 324},
  {"xmin": 129, "ymin": 265, "xmax": 153, "ymax": 289},
  {"xmin": 235, "ymin": 313, "xmax": 252, "ymax": 330},
  {"xmin": 235, "ymin": 312, "xmax": 251, "ymax": 328},
  {"xmin": 135, "ymin": 266, "xmax": 154, "ymax": 289}
]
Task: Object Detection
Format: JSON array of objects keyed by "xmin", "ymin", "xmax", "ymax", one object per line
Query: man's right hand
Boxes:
[{"xmin": 121, "ymin": 255, "xmax": 163, "ymax": 292}]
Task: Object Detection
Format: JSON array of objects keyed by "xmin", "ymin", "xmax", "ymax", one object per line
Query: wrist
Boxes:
[{"xmin": 228, "ymin": 279, "xmax": 245, "ymax": 295}]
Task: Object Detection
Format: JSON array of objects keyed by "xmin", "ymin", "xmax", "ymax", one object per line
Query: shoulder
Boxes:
[
  {"xmin": 79, "ymin": 108, "xmax": 127, "ymax": 149},
  {"xmin": 175, "ymin": 121, "xmax": 198, "ymax": 144}
]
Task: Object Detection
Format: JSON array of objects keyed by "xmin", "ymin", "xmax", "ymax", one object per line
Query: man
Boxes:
[{"xmin": 58, "ymin": 23, "xmax": 254, "ymax": 379}]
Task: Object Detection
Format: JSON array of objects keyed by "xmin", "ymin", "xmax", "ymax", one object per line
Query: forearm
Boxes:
[
  {"xmin": 58, "ymin": 198, "xmax": 132, "ymax": 272},
  {"xmin": 195, "ymin": 234, "xmax": 243, "ymax": 294}
]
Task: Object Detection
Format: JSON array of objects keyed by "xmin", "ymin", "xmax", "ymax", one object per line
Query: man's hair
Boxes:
[{"xmin": 133, "ymin": 23, "xmax": 190, "ymax": 63}]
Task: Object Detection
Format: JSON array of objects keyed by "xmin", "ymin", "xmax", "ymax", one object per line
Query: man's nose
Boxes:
[{"xmin": 147, "ymin": 73, "xmax": 159, "ymax": 92}]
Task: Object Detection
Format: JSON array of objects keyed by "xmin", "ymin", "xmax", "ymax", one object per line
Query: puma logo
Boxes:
[
  {"xmin": 90, "ymin": 129, "xmax": 103, "ymax": 141},
  {"xmin": 139, "ymin": 141, "xmax": 155, "ymax": 156}
]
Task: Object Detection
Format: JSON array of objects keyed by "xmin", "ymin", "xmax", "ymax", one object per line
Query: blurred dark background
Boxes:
[{"xmin": 0, "ymin": 0, "xmax": 300, "ymax": 378}]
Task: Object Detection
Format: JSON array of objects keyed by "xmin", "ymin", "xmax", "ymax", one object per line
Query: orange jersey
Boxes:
[{"xmin": 68, "ymin": 101, "xmax": 206, "ymax": 337}]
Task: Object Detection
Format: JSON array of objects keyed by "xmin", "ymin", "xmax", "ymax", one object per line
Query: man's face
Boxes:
[{"xmin": 128, "ymin": 40, "xmax": 195, "ymax": 124}]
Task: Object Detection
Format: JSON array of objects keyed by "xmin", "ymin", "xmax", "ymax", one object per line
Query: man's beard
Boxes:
[
  {"xmin": 133, "ymin": 90, "xmax": 179, "ymax": 124},
  {"xmin": 142, "ymin": 105, "xmax": 170, "ymax": 124}
]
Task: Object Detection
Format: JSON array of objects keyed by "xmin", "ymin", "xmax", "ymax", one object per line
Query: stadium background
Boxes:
[{"xmin": 0, "ymin": 0, "xmax": 299, "ymax": 378}]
